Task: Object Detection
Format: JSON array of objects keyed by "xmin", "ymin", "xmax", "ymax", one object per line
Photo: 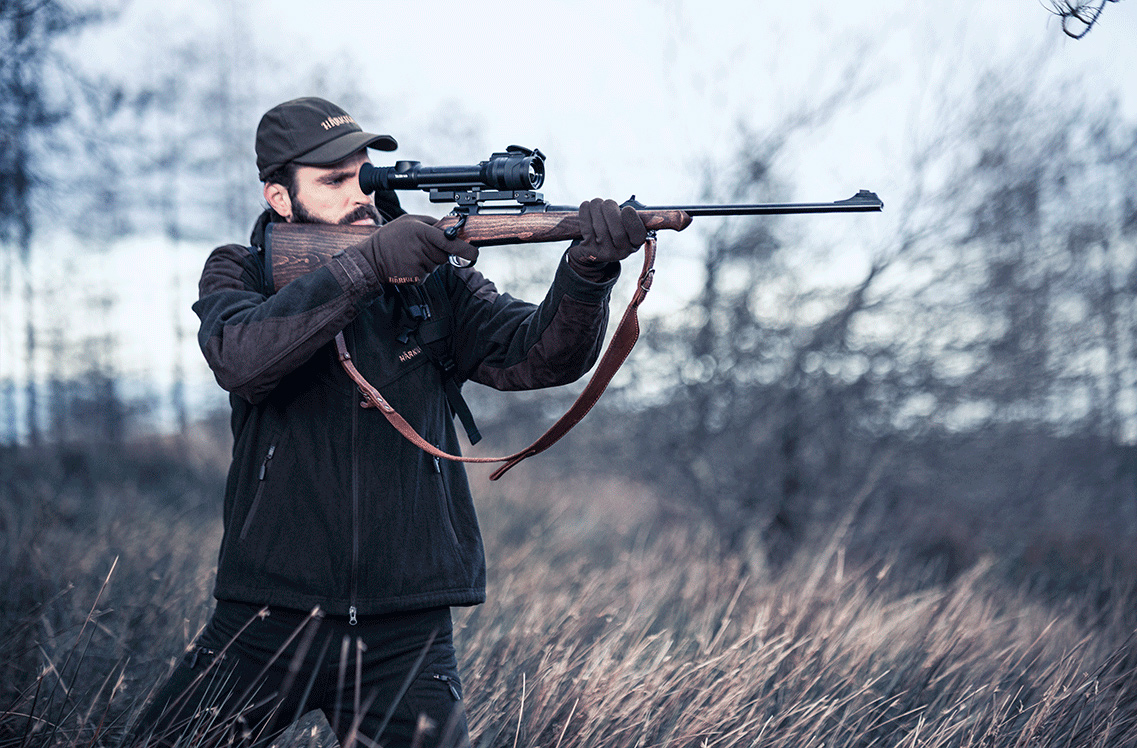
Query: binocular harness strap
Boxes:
[{"xmin": 334, "ymin": 235, "xmax": 657, "ymax": 481}]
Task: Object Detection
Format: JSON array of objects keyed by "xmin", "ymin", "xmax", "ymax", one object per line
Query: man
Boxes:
[{"xmin": 133, "ymin": 97, "xmax": 646, "ymax": 748}]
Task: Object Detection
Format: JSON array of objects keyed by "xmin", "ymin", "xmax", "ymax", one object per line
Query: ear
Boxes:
[{"xmin": 264, "ymin": 182, "xmax": 293, "ymax": 221}]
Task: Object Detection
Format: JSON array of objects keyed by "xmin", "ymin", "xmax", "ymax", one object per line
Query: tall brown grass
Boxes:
[{"xmin": 2, "ymin": 443, "xmax": 1135, "ymax": 747}]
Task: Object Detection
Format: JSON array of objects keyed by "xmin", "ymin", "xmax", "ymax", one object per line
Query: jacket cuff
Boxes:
[
  {"xmin": 558, "ymin": 250, "xmax": 620, "ymax": 302},
  {"xmin": 330, "ymin": 242, "xmax": 382, "ymax": 297}
]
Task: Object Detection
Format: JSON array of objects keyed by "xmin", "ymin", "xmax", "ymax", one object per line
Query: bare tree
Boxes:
[
  {"xmin": 561, "ymin": 64, "xmax": 896, "ymax": 564},
  {"xmin": 566, "ymin": 56, "xmax": 1137, "ymax": 576},
  {"xmin": 0, "ymin": 0, "xmax": 111, "ymax": 445},
  {"xmin": 1047, "ymin": 0, "xmax": 1126, "ymax": 39}
]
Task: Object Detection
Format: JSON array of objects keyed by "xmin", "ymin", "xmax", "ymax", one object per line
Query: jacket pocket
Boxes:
[
  {"xmin": 429, "ymin": 672, "xmax": 462, "ymax": 701},
  {"xmin": 401, "ymin": 667, "xmax": 464, "ymax": 735},
  {"xmin": 431, "ymin": 448, "xmax": 460, "ymax": 546},
  {"xmin": 240, "ymin": 443, "xmax": 276, "ymax": 541},
  {"xmin": 181, "ymin": 645, "xmax": 219, "ymax": 671}
]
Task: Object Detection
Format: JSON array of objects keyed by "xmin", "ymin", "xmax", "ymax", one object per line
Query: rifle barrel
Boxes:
[{"xmin": 645, "ymin": 190, "xmax": 884, "ymax": 217}]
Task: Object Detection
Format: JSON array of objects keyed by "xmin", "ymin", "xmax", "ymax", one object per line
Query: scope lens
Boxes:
[{"xmin": 527, "ymin": 161, "xmax": 542, "ymax": 189}]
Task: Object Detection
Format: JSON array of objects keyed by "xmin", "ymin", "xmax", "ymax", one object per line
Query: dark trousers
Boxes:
[{"xmin": 133, "ymin": 601, "xmax": 469, "ymax": 748}]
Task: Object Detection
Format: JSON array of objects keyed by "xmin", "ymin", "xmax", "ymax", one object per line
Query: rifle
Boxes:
[
  {"xmin": 264, "ymin": 146, "xmax": 883, "ymax": 479},
  {"xmin": 266, "ymin": 145, "xmax": 882, "ymax": 287}
]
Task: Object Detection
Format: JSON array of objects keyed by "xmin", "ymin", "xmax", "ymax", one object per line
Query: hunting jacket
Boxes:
[{"xmin": 193, "ymin": 211, "xmax": 618, "ymax": 618}]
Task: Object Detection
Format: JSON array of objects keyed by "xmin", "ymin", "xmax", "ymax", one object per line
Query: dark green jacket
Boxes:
[{"xmin": 193, "ymin": 213, "xmax": 617, "ymax": 618}]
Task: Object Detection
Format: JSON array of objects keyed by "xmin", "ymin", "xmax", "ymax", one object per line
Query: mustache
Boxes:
[{"xmin": 339, "ymin": 203, "xmax": 382, "ymax": 225}]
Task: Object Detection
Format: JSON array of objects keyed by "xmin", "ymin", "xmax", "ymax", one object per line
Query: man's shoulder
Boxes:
[
  {"xmin": 199, "ymin": 243, "xmax": 265, "ymax": 296},
  {"xmin": 209, "ymin": 241, "xmax": 259, "ymax": 255},
  {"xmin": 203, "ymin": 242, "xmax": 262, "ymax": 275}
]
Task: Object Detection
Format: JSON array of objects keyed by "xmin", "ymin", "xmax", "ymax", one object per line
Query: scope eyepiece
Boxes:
[{"xmin": 359, "ymin": 146, "xmax": 544, "ymax": 195}]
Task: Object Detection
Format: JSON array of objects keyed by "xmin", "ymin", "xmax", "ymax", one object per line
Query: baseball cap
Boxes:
[{"xmin": 255, "ymin": 97, "xmax": 397, "ymax": 181}]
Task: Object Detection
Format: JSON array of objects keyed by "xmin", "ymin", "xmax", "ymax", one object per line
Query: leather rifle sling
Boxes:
[{"xmin": 334, "ymin": 235, "xmax": 657, "ymax": 481}]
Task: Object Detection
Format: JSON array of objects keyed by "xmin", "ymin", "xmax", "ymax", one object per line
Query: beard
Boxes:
[{"xmin": 291, "ymin": 198, "xmax": 382, "ymax": 226}]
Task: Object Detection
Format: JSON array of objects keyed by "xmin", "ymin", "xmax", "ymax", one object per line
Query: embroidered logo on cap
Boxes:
[{"xmin": 320, "ymin": 114, "xmax": 357, "ymax": 131}]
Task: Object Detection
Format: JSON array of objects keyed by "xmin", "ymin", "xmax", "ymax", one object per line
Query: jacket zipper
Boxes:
[
  {"xmin": 240, "ymin": 444, "xmax": 275, "ymax": 540},
  {"xmin": 431, "ymin": 673, "xmax": 461, "ymax": 701},
  {"xmin": 433, "ymin": 450, "xmax": 459, "ymax": 546},
  {"xmin": 349, "ymin": 333, "xmax": 360, "ymax": 626}
]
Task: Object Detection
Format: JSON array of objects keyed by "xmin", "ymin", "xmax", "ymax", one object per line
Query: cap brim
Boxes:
[{"xmin": 293, "ymin": 131, "xmax": 398, "ymax": 166}]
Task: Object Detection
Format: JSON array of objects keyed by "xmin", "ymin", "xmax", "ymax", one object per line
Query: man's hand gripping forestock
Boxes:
[{"xmin": 567, "ymin": 198, "xmax": 649, "ymax": 280}]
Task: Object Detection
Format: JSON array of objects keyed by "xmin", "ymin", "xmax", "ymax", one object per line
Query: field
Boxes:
[{"xmin": 2, "ymin": 433, "xmax": 1135, "ymax": 748}]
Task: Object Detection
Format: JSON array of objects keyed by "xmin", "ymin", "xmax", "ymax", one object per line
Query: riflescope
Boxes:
[{"xmin": 359, "ymin": 145, "xmax": 545, "ymax": 195}]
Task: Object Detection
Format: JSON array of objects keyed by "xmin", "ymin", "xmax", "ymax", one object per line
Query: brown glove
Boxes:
[
  {"xmin": 360, "ymin": 215, "xmax": 479, "ymax": 284},
  {"xmin": 567, "ymin": 198, "xmax": 648, "ymax": 279}
]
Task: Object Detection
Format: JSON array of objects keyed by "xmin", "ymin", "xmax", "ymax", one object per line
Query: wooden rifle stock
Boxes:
[
  {"xmin": 433, "ymin": 208, "xmax": 693, "ymax": 246},
  {"xmin": 264, "ymin": 209, "xmax": 693, "ymax": 291},
  {"xmin": 265, "ymin": 223, "xmax": 374, "ymax": 291}
]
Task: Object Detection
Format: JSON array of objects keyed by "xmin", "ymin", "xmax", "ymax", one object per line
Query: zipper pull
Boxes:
[
  {"xmin": 349, "ymin": 606, "xmax": 358, "ymax": 626},
  {"xmin": 432, "ymin": 454, "xmax": 442, "ymax": 474},
  {"xmin": 432, "ymin": 673, "xmax": 461, "ymax": 700},
  {"xmin": 259, "ymin": 444, "xmax": 276, "ymax": 480}
]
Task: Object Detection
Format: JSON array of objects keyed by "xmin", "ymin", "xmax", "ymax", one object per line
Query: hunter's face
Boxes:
[{"xmin": 290, "ymin": 151, "xmax": 381, "ymax": 226}]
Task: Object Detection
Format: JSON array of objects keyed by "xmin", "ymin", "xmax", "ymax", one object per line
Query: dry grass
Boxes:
[
  {"xmin": 2, "ymin": 448, "xmax": 1136, "ymax": 747},
  {"xmin": 458, "ymin": 469, "xmax": 1137, "ymax": 747}
]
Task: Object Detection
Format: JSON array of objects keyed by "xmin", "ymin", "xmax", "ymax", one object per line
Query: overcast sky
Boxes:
[
  {"xmin": 259, "ymin": 0, "xmax": 1137, "ymax": 198},
  {"xmin": 93, "ymin": 0, "xmax": 1137, "ymax": 205}
]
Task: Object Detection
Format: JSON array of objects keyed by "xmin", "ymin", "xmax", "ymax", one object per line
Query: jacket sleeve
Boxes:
[
  {"xmin": 446, "ymin": 251, "xmax": 620, "ymax": 391},
  {"xmin": 192, "ymin": 242, "xmax": 381, "ymax": 403}
]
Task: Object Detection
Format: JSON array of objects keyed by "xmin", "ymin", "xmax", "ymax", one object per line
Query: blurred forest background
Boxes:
[{"xmin": 4, "ymin": 0, "xmax": 1137, "ymax": 746}]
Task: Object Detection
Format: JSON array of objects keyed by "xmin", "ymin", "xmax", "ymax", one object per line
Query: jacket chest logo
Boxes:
[{"xmin": 399, "ymin": 346, "xmax": 422, "ymax": 363}]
